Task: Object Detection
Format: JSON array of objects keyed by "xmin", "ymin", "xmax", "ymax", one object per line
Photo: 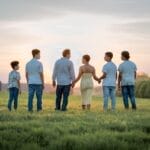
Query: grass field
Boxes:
[{"xmin": 0, "ymin": 92, "xmax": 150, "ymax": 150}]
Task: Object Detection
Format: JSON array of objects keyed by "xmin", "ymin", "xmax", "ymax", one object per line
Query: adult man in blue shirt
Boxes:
[
  {"xmin": 118, "ymin": 51, "xmax": 137, "ymax": 110},
  {"xmin": 52, "ymin": 49, "xmax": 75, "ymax": 111}
]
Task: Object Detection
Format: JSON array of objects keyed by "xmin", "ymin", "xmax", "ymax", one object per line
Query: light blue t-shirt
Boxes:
[
  {"xmin": 102, "ymin": 61, "xmax": 117, "ymax": 87},
  {"xmin": 8, "ymin": 70, "xmax": 21, "ymax": 89},
  {"xmin": 118, "ymin": 60, "xmax": 137, "ymax": 86},
  {"xmin": 52, "ymin": 57, "xmax": 75, "ymax": 85},
  {"xmin": 26, "ymin": 58, "xmax": 43, "ymax": 85}
]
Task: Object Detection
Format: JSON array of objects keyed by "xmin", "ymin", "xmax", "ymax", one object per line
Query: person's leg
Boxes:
[
  {"xmin": 81, "ymin": 89, "xmax": 87, "ymax": 110},
  {"xmin": 55, "ymin": 85, "xmax": 63, "ymax": 110},
  {"xmin": 110, "ymin": 87, "xmax": 116, "ymax": 111},
  {"xmin": 128, "ymin": 85, "xmax": 136, "ymax": 110},
  {"xmin": 103, "ymin": 86, "xmax": 109, "ymax": 111},
  {"xmin": 14, "ymin": 88, "xmax": 19, "ymax": 110},
  {"xmin": 8, "ymin": 88, "xmax": 14, "ymax": 111},
  {"xmin": 87, "ymin": 89, "xmax": 93, "ymax": 110},
  {"xmin": 36, "ymin": 85, "xmax": 43, "ymax": 111},
  {"xmin": 121, "ymin": 86, "xmax": 129, "ymax": 109},
  {"xmin": 62, "ymin": 85, "xmax": 71, "ymax": 111},
  {"xmin": 28, "ymin": 84, "xmax": 35, "ymax": 112}
]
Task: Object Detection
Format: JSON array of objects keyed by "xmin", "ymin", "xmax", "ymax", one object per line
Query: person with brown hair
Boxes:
[
  {"xmin": 26, "ymin": 49, "xmax": 44, "ymax": 112},
  {"xmin": 52, "ymin": 49, "xmax": 75, "ymax": 111},
  {"xmin": 8, "ymin": 61, "xmax": 21, "ymax": 111},
  {"xmin": 99, "ymin": 52, "xmax": 117, "ymax": 111},
  {"xmin": 118, "ymin": 51, "xmax": 137, "ymax": 110},
  {"xmin": 72, "ymin": 54, "xmax": 99, "ymax": 110}
]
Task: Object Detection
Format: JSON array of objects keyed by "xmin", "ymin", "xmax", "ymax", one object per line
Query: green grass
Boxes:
[{"xmin": 0, "ymin": 92, "xmax": 150, "ymax": 150}]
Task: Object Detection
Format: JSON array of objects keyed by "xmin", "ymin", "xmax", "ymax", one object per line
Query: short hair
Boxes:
[
  {"xmin": 121, "ymin": 51, "xmax": 130, "ymax": 60},
  {"xmin": 105, "ymin": 52, "xmax": 113, "ymax": 59},
  {"xmin": 83, "ymin": 54, "xmax": 91, "ymax": 62},
  {"xmin": 62, "ymin": 49, "xmax": 71, "ymax": 57},
  {"xmin": 32, "ymin": 49, "xmax": 40, "ymax": 57},
  {"xmin": 10, "ymin": 61, "xmax": 19, "ymax": 69}
]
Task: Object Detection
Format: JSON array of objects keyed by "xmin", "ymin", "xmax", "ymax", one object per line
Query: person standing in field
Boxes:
[
  {"xmin": 72, "ymin": 55, "xmax": 99, "ymax": 110},
  {"xmin": 99, "ymin": 52, "xmax": 117, "ymax": 111},
  {"xmin": 8, "ymin": 61, "xmax": 21, "ymax": 111},
  {"xmin": 118, "ymin": 51, "xmax": 137, "ymax": 110},
  {"xmin": 26, "ymin": 49, "xmax": 44, "ymax": 112},
  {"xmin": 52, "ymin": 49, "xmax": 75, "ymax": 111}
]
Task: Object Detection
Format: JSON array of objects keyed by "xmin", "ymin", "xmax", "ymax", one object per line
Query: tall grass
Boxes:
[{"xmin": 0, "ymin": 92, "xmax": 150, "ymax": 150}]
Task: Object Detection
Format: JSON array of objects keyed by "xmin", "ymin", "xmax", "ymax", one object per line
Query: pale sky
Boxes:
[{"xmin": 0, "ymin": 0, "xmax": 150, "ymax": 83}]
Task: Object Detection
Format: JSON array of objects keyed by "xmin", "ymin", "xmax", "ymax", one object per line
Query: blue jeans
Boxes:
[
  {"xmin": 8, "ymin": 87, "xmax": 19, "ymax": 111},
  {"xmin": 28, "ymin": 84, "xmax": 43, "ymax": 112},
  {"xmin": 121, "ymin": 85, "xmax": 136, "ymax": 109},
  {"xmin": 55, "ymin": 85, "xmax": 71, "ymax": 111},
  {"xmin": 103, "ymin": 86, "xmax": 116, "ymax": 110}
]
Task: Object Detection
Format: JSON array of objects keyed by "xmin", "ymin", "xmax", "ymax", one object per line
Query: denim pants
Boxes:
[
  {"xmin": 121, "ymin": 85, "xmax": 136, "ymax": 109},
  {"xmin": 103, "ymin": 86, "xmax": 116, "ymax": 110},
  {"xmin": 8, "ymin": 87, "xmax": 19, "ymax": 111},
  {"xmin": 28, "ymin": 84, "xmax": 43, "ymax": 111},
  {"xmin": 55, "ymin": 85, "xmax": 71, "ymax": 111}
]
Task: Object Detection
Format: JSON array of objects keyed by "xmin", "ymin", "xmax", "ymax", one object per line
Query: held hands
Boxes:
[
  {"xmin": 98, "ymin": 78, "xmax": 101, "ymax": 84},
  {"xmin": 118, "ymin": 85, "xmax": 121, "ymax": 91}
]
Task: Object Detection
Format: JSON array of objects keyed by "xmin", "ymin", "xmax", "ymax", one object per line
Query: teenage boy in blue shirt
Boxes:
[{"xmin": 118, "ymin": 51, "xmax": 137, "ymax": 110}]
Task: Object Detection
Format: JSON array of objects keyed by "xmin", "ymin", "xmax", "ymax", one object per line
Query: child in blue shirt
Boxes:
[
  {"xmin": 8, "ymin": 61, "xmax": 21, "ymax": 111},
  {"xmin": 99, "ymin": 52, "xmax": 117, "ymax": 111}
]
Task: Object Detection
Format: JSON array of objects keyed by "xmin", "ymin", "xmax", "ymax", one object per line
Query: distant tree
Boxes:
[{"xmin": 135, "ymin": 80, "xmax": 150, "ymax": 98}]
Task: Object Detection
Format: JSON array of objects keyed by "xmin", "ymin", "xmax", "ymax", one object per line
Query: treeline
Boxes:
[
  {"xmin": 135, "ymin": 80, "xmax": 150, "ymax": 98},
  {"xmin": 135, "ymin": 73, "xmax": 150, "ymax": 98}
]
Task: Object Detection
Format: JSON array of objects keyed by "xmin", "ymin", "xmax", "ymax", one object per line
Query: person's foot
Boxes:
[
  {"xmin": 55, "ymin": 108, "xmax": 61, "ymax": 111},
  {"xmin": 87, "ymin": 104, "xmax": 91, "ymax": 110},
  {"xmin": 61, "ymin": 108, "xmax": 67, "ymax": 111},
  {"xmin": 82, "ymin": 105, "xmax": 86, "ymax": 110}
]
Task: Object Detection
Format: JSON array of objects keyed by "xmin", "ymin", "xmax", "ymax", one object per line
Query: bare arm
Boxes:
[
  {"xmin": 17, "ymin": 80, "xmax": 21, "ymax": 94},
  {"xmin": 73, "ymin": 67, "xmax": 83, "ymax": 83},
  {"xmin": 118, "ymin": 72, "xmax": 122, "ymax": 90},
  {"xmin": 26, "ymin": 72, "xmax": 28, "ymax": 84},
  {"xmin": 40, "ymin": 72, "xmax": 45, "ymax": 89},
  {"xmin": 99, "ymin": 72, "xmax": 107, "ymax": 80},
  {"xmin": 72, "ymin": 67, "xmax": 83, "ymax": 88},
  {"xmin": 135, "ymin": 71, "xmax": 137, "ymax": 79},
  {"xmin": 92, "ymin": 68, "xmax": 100, "ymax": 81}
]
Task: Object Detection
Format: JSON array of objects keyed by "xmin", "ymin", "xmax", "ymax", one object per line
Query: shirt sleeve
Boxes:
[
  {"xmin": 69, "ymin": 61, "xmax": 75, "ymax": 81},
  {"xmin": 52, "ymin": 62, "xmax": 57, "ymax": 81},
  {"xmin": 118, "ymin": 64, "xmax": 122, "ymax": 72},
  {"xmin": 102, "ymin": 65, "xmax": 107, "ymax": 73}
]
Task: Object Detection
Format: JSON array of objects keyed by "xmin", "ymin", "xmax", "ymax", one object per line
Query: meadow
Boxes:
[{"xmin": 0, "ymin": 92, "xmax": 149, "ymax": 150}]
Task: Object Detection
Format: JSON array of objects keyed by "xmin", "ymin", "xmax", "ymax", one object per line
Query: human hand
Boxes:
[
  {"xmin": 118, "ymin": 85, "xmax": 121, "ymax": 91},
  {"xmin": 98, "ymin": 79, "xmax": 101, "ymax": 84}
]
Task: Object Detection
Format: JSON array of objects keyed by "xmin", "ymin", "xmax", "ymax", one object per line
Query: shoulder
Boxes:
[
  {"xmin": 111, "ymin": 62, "xmax": 117, "ymax": 68},
  {"xmin": 129, "ymin": 60, "xmax": 136, "ymax": 65}
]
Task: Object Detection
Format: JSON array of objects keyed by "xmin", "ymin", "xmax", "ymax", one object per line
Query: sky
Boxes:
[{"xmin": 0, "ymin": 0, "xmax": 150, "ymax": 83}]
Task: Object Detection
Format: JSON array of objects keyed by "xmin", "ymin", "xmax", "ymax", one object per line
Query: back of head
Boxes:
[
  {"xmin": 121, "ymin": 51, "xmax": 130, "ymax": 60},
  {"xmin": 62, "ymin": 49, "xmax": 71, "ymax": 58},
  {"xmin": 32, "ymin": 49, "xmax": 40, "ymax": 58},
  {"xmin": 10, "ymin": 61, "xmax": 19, "ymax": 69},
  {"xmin": 82, "ymin": 54, "xmax": 91, "ymax": 62}
]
